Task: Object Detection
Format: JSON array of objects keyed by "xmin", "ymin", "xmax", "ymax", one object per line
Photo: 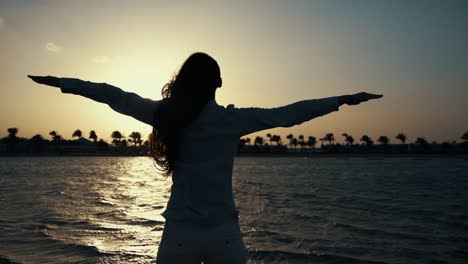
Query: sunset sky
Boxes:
[{"xmin": 1, "ymin": 0, "xmax": 467, "ymax": 144}]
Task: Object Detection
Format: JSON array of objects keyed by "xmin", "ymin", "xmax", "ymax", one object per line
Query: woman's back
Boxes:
[{"xmin": 164, "ymin": 101, "xmax": 241, "ymax": 225}]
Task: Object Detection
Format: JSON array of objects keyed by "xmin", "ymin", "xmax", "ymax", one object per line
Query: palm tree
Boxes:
[
  {"xmin": 272, "ymin": 135, "xmax": 282, "ymax": 146},
  {"xmin": 291, "ymin": 138, "xmax": 298, "ymax": 149},
  {"xmin": 7, "ymin": 128, "xmax": 18, "ymax": 138},
  {"xmin": 324, "ymin": 133, "xmax": 335, "ymax": 145},
  {"xmin": 377, "ymin": 136, "xmax": 390, "ymax": 146},
  {"xmin": 345, "ymin": 135, "xmax": 355, "ymax": 146},
  {"xmin": 89, "ymin": 130, "xmax": 98, "ymax": 143},
  {"xmin": 360, "ymin": 135, "xmax": 373, "ymax": 147},
  {"xmin": 396, "ymin": 133, "xmax": 407, "ymax": 144},
  {"xmin": 342, "ymin": 133, "xmax": 348, "ymax": 144},
  {"xmin": 129, "ymin": 131, "xmax": 142, "ymax": 146},
  {"xmin": 286, "ymin": 134, "xmax": 294, "ymax": 148},
  {"xmin": 266, "ymin": 133, "xmax": 272, "ymax": 145},
  {"xmin": 254, "ymin": 136, "xmax": 264, "ymax": 146},
  {"xmin": 111, "ymin": 131, "xmax": 123, "ymax": 145},
  {"xmin": 6, "ymin": 128, "xmax": 19, "ymax": 152},
  {"xmin": 319, "ymin": 137, "xmax": 326, "ymax": 148},
  {"xmin": 72, "ymin": 129, "xmax": 82, "ymax": 139},
  {"xmin": 298, "ymin": 135, "xmax": 305, "ymax": 150},
  {"xmin": 307, "ymin": 136, "xmax": 317, "ymax": 149},
  {"xmin": 49, "ymin": 131, "xmax": 62, "ymax": 143}
]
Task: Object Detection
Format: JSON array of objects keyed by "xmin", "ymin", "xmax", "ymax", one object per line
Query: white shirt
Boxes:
[{"xmin": 60, "ymin": 78, "xmax": 340, "ymax": 225}]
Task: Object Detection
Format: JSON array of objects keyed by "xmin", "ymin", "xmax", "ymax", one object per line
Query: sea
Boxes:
[{"xmin": 0, "ymin": 156, "xmax": 467, "ymax": 264}]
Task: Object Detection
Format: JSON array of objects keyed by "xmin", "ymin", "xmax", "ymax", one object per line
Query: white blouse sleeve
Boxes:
[
  {"xmin": 231, "ymin": 96, "xmax": 340, "ymax": 136},
  {"xmin": 59, "ymin": 78, "xmax": 159, "ymax": 126}
]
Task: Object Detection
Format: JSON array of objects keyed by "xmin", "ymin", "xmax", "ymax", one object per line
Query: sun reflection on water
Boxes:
[{"xmin": 50, "ymin": 157, "xmax": 172, "ymax": 261}]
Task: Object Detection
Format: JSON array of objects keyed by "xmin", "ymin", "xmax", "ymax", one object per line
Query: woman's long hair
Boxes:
[{"xmin": 149, "ymin": 52, "xmax": 221, "ymax": 177}]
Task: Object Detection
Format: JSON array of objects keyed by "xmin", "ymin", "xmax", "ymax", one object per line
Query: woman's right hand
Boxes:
[
  {"xmin": 27, "ymin": 75, "xmax": 60, "ymax": 88},
  {"xmin": 344, "ymin": 92, "xmax": 383, "ymax": 105}
]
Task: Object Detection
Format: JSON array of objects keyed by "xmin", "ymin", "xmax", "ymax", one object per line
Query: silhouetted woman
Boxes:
[{"xmin": 28, "ymin": 52, "xmax": 382, "ymax": 264}]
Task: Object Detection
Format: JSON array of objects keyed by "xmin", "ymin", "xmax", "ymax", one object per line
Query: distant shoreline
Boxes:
[
  {"xmin": 1, "ymin": 152, "xmax": 467, "ymax": 159},
  {"xmin": 236, "ymin": 152, "xmax": 468, "ymax": 159}
]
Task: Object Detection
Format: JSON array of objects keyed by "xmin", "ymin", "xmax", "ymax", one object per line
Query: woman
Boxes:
[{"xmin": 28, "ymin": 52, "xmax": 382, "ymax": 263}]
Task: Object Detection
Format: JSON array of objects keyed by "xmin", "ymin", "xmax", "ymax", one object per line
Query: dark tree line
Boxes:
[
  {"xmin": 1, "ymin": 128, "xmax": 468, "ymax": 155},
  {"xmin": 0, "ymin": 128, "xmax": 147, "ymax": 155},
  {"xmin": 239, "ymin": 132, "xmax": 468, "ymax": 154}
]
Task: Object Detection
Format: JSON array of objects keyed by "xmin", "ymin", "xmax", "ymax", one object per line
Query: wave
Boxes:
[
  {"xmin": 333, "ymin": 222, "xmax": 433, "ymax": 242},
  {"xmin": 58, "ymin": 243, "xmax": 117, "ymax": 258},
  {"xmin": 136, "ymin": 219, "xmax": 164, "ymax": 227}
]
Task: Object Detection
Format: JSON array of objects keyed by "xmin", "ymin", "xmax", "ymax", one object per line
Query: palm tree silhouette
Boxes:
[
  {"xmin": 244, "ymin": 137, "xmax": 251, "ymax": 145},
  {"xmin": 89, "ymin": 130, "xmax": 98, "ymax": 143},
  {"xmin": 324, "ymin": 133, "xmax": 335, "ymax": 145},
  {"xmin": 377, "ymin": 136, "xmax": 390, "ymax": 146},
  {"xmin": 286, "ymin": 134, "xmax": 294, "ymax": 148},
  {"xmin": 72, "ymin": 129, "xmax": 82, "ymax": 139},
  {"xmin": 266, "ymin": 133, "xmax": 272, "ymax": 145},
  {"xmin": 111, "ymin": 131, "xmax": 123, "ymax": 145},
  {"xmin": 360, "ymin": 135, "xmax": 373, "ymax": 147},
  {"xmin": 254, "ymin": 136, "xmax": 264, "ymax": 146},
  {"xmin": 271, "ymin": 135, "xmax": 282, "ymax": 146},
  {"xmin": 7, "ymin": 128, "xmax": 18, "ymax": 138},
  {"xmin": 129, "ymin": 131, "xmax": 143, "ymax": 146},
  {"xmin": 307, "ymin": 136, "xmax": 316, "ymax": 149},
  {"xmin": 49, "ymin": 131, "xmax": 62, "ymax": 143},
  {"xmin": 396, "ymin": 133, "xmax": 407, "ymax": 144},
  {"xmin": 298, "ymin": 135, "xmax": 305, "ymax": 150},
  {"xmin": 6, "ymin": 128, "xmax": 19, "ymax": 152},
  {"xmin": 345, "ymin": 135, "xmax": 355, "ymax": 146},
  {"xmin": 291, "ymin": 137, "xmax": 298, "ymax": 149},
  {"xmin": 342, "ymin": 133, "xmax": 348, "ymax": 144},
  {"xmin": 319, "ymin": 137, "xmax": 325, "ymax": 148}
]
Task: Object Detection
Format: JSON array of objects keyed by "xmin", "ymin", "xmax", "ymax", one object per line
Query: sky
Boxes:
[{"xmin": 0, "ymin": 0, "xmax": 467, "ymax": 144}]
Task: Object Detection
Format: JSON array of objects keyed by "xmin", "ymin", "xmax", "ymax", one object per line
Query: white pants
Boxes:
[{"xmin": 156, "ymin": 219, "xmax": 248, "ymax": 264}]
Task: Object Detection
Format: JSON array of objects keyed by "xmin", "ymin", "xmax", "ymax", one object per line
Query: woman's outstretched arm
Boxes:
[
  {"xmin": 231, "ymin": 92, "xmax": 383, "ymax": 136},
  {"xmin": 28, "ymin": 75, "xmax": 158, "ymax": 125}
]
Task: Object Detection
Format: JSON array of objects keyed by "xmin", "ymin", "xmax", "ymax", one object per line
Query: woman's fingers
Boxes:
[
  {"xmin": 31, "ymin": 77, "xmax": 43, "ymax": 85},
  {"xmin": 349, "ymin": 92, "xmax": 383, "ymax": 105},
  {"xmin": 367, "ymin": 93, "xmax": 383, "ymax": 99},
  {"xmin": 28, "ymin": 75, "xmax": 46, "ymax": 84},
  {"xmin": 27, "ymin": 75, "xmax": 60, "ymax": 87}
]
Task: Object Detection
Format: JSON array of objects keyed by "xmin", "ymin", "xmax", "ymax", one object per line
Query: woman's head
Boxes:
[
  {"xmin": 149, "ymin": 52, "xmax": 221, "ymax": 176},
  {"xmin": 162, "ymin": 52, "xmax": 222, "ymax": 100}
]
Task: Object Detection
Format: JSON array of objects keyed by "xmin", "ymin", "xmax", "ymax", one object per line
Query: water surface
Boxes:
[{"xmin": 1, "ymin": 156, "xmax": 467, "ymax": 263}]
